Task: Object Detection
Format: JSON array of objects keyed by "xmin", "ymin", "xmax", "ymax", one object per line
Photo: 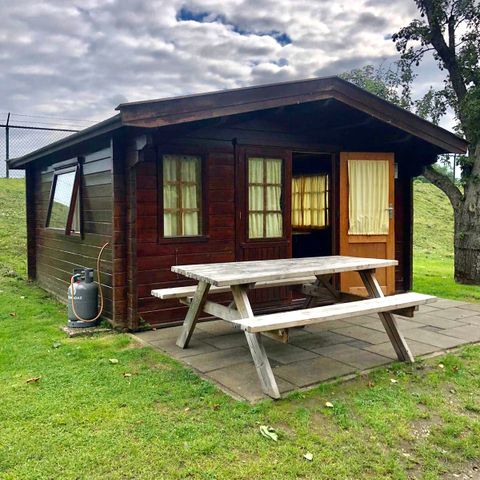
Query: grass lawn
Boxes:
[{"xmin": 1, "ymin": 178, "xmax": 479, "ymax": 479}]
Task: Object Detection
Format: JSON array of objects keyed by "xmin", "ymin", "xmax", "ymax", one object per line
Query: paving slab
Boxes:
[
  {"xmin": 364, "ymin": 340, "xmax": 439, "ymax": 358},
  {"xmin": 441, "ymin": 325, "xmax": 480, "ymax": 342},
  {"xmin": 404, "ymin": 328, "xmax": 467, "ymax": 349},
  {"xmin": 330, "ymin": 324, "xmax": 390, "ymax": 344},
  {"xmin": 148, "ymin": 337, "xmax": 219, "ymax": 358},
  {"xmin": 312, "ymin": 344, "xmax": 391, "ymax": 370},
  {"xmin": 203, "ymin": 332, "xmax": 247, "ymax": 349},
  {"xmin": 407, "ymin": 312, "xmax": 467, "ymax": 330},
  {"xmin": 183, "ymin": 347, "xmax": 252, "ymax": 372},
  {"xmin": 134, "ymin": 297, "xmax": 480, "ymax": 402},
  {"xmin": 289, "ymin": 331, "xmax": 354, "ymax": 350},
  {"xmin": 264, "ymin": 342, "xmax": 318, "ymax": 364},
  {"xmin": 208, "ymin": 362, "xmax": 295, "ymax": 401},
  {"xmin": 430, "ymin": 307, "xmax": 479, "ymax": 321},
  {"xmin": 274, "ymin": 356, "xmax": 353, "ymax": 387}
]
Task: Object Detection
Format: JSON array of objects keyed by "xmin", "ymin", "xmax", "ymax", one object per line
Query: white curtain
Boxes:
[
  {"xmin": 163, "ymin": 155, "xmax": 201, "ymax": 237},
  {"xmin": 248, "ymin": 157, "xmax": 282, "ymax": 238},
  {"xmin": 292, "ymin": 175, "xmax": 328, "ymax": 228},
  {"xmin": 348, "ymin": 159, "xmax": 389, "ymax": 235}
]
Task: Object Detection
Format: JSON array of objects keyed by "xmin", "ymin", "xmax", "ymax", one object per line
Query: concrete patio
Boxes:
[{"xmin": 135, "ymin": 298, "xmax": 480, "ymax": 402}]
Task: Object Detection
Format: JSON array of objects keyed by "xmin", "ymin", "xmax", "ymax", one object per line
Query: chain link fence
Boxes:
[{"xmin": 0, "ymin": 112, "xmax": 87, "ymax": 178}]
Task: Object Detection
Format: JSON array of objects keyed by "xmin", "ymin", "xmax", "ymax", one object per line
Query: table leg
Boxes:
[
  {"xmin": 176, "ymin": 281, "xmax": 211, "ymax": 349},
  {"xmin": 303, "ymin": 274, "xmax": 339, "ymax": 308},
  {"xmin": 231, "ymin": 284, "xmax": 281, "ymax": 399},
  {"xmin": 359, "ymin": 270, "xmax": 414, "ymax": 363}
]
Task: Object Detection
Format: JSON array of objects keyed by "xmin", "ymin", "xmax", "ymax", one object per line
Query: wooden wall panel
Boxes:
[
  {"xmin": 135, "ymin": 149, "xmax": 236, "ymax": 328},
  {"xmin": 34, "ymin": 145, "xmax": 114, "ymax": 320}
]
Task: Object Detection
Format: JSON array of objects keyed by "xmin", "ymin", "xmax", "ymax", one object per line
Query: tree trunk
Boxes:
[
  {"xmin": 454, "ymin": 143, "xmax": 480, "ymax": 284},
  {"xmin": 454, "ymin": 201, "xmax": 480, "ymax": 284}
]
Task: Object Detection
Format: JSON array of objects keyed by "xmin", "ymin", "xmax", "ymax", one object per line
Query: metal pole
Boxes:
[{"xmin": 5, "ymin": 112, "xmax": 10, "ymax": 179}]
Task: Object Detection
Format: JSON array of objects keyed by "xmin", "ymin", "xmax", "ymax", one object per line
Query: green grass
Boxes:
[{"xmin": 0, "ymin": 178, "xmax": 479, "ymax": 479}]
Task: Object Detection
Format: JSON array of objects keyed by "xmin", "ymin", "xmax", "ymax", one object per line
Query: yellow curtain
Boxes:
[
  {"xmin": 292, "ymin": 175, "xmax": 328, "ymax": 228},
  {"xmin": 265, "ymin": 159, "xmax": 282, "ymax": 237},
  {"xmin": 248, "ymin": 158, "xmax": 265, "ymax": 239},
  {"xmin": 181, "ymin": 156, "xmax": 200, "ymax": 236},
  {"xmin": 248, "ymin": 157, "xmax": 282, "ymax": 238},
  {"xmin": 348, "ymin": 159, "xmax": 389, "ymax": 235},
  {"xmin": 163, "ymin": 154, "xmax": 201, "ymax": 237}
]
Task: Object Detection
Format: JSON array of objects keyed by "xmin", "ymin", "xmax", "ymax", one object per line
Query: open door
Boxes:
[
  {"xmin": 339, "ymin": 152, "xmax": 395, "ymax": 295},
  {"xmin": 235, "ymin": 146, "xmax": 292, "ymax": 308}
]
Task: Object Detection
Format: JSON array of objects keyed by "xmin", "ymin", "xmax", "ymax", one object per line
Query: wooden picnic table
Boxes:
[{"xmin": 154, "ymin": 256, "xmax": 436, "ymax": 399}]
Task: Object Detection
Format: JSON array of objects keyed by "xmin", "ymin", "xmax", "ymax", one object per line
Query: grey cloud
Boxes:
[{"xmin": 0, "ymin": 0, "xmax": 443, "ymax": 129}]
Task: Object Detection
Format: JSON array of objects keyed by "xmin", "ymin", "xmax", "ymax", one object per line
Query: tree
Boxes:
[{"xmin": 393, "ymin": 0, "xmax": 480, "ymax": 284}]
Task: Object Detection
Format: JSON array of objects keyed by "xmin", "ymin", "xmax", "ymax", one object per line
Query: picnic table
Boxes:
[{"xmin": 152, "ymin": 256, "xmax": 436, "ymax": 399}]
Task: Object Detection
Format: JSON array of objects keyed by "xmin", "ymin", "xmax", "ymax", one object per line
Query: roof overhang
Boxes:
[
  {"xmin": 116, "ymin": 76, "xmax": 467, "ymax": 154},
  {"xmin": 9, "ymin": 76, "xmax": 468, "ymax": 169}
]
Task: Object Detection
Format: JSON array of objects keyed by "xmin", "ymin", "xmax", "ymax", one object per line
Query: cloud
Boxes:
[{"xmin": 0, "ymin": 0, "xmax": 439, "ymax": 130}]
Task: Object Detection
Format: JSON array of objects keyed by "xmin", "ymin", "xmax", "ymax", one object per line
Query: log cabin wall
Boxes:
[
  {"xmin": 132, "ymin": 116, "xmax": 415, "ymax": 328},
  {"xmin": 32, "ymin": 142, "xmax": 115, "ymax": 322},
  {"xmin": 133, "ymin": 145, "xmax": 236, "ymax": 327}
]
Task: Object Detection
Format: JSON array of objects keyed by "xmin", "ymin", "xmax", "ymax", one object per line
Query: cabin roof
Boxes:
[{"xmin": 9, "ymin": 75, "xmax": 468, "ymax": 169}]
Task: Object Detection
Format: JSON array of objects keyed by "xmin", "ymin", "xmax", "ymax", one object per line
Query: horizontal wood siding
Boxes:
[
  {"xmin": 34, "ymin": 145, "xmax": 114, "ymax": 320},
  {"xmin": 136, "ymin": 149, "xmax": 236, "ymax": 327}
]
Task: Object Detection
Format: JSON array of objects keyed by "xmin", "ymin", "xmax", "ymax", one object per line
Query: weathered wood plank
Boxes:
[
  {"xmin": 231, "ymin": 285, "xmax": 281, "ymax": 399},
  {"xmin": 234, "ymin": 292, "xmax": 436, "ymax": 333},
  {"xmin": 359, "ymin": 270, "xmax": 415, "ymax": 363},
  {"xmin": 152, "ymin": 276, "xmax": 316, "ymax": 299},
  {"xmin": 176, "ymin": 281, "xmax": 211, "ymax": 348},
  {"xmin": 171, "ymin": 256, "xmax": 398, "ymax": 287}
]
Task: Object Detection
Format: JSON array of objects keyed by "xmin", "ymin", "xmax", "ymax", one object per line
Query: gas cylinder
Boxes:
[{"xmin": 67, "ymin": 268, "xmax": 99, "ymax": 327}]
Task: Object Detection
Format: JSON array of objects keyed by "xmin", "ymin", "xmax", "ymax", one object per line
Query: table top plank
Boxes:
[{"xmin": 171, "ymin": 255, "xmax": 398, "ymax": 287}]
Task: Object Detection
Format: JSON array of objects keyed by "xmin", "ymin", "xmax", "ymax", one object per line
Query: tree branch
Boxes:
[
  {"xmin": 423, "ymin": 165, "xmax": 463, "ymax": 208},
  {"xmin": 422, "ymin": 0, "xmax": 468, "ymax": 103}
]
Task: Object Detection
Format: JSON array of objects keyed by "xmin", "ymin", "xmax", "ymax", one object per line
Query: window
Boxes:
[
  {"xmin": 292, "ymin": 174, "xmax": 329, "ymax": 229},
  {"xmin": 162, "ymin": 154, "xmax": 202, "ymax": 237},
  {"xmin": 46, "ymin": 165, "xmax": 81, "ymax": 235},
  {"xmin": 248, "ymin": 157, "xmax": 283, "ymax": 239},
  {"xmin": 348, "ymin": 159, "xmax": 389, "ymax": 235}
]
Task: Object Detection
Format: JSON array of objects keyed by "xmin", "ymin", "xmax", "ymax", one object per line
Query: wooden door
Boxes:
[
  {"xmin": 339, "ymin": 152, "xmax": 395, "ymax": 295},
  {"xmin": 236, "ymin": 146, "xmax": 292, "ymax": 308}
]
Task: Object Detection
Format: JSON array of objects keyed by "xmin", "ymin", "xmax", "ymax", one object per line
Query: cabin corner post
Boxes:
[
  {"xmin": 125, "ymin": 138, "xmax": 141, "ymax": 330},
  {"xmin": 25, "ymin": 166, "xmax": 37, "ymax": 280},
  {"xmin": 111, "ymin": 136, "xmax": 129, "ymax": 329}
]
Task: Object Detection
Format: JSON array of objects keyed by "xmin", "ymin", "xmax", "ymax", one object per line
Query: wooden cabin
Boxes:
[{"xmin": 9, "ymin": 77, "xmax": 468, "ymax": 330}]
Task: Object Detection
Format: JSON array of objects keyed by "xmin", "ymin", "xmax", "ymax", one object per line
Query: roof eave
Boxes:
[{"xmin": 117, "ymin": 76, "xmax": 468, "ymax": 155}]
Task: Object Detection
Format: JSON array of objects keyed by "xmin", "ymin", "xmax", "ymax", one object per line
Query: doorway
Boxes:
[{"xmin": 291, "ymin": 152, "xmax": 333, "ymax": 259}]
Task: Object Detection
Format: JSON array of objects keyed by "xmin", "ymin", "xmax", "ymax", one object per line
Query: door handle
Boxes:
[{"xmin": 386, "ymin": 204, "xmax": 393, "ymax": 219}]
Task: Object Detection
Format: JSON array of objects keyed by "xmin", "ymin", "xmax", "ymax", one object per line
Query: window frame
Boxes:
[
  {"xmin": 45, "ymin": 162, "xmax": 82, "ymax": 237},
  {"xmin": 157, "ymin": 149, "xmax": 208, "ymax": 243},
  {"xmin": 245, "ymin": 153, "xmax": 288, "ymax": 242},
  {"xmin": 291, "ymin": 173, "xmax": 330, "ymax": 231}
]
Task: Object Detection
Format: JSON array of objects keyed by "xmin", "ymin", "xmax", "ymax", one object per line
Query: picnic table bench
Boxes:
[{"xmin": 152, "ymin": 256, "xmax": 436, "ymax": 399}]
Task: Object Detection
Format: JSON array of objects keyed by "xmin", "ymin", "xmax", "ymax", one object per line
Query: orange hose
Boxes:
[{"xmin": 69, "ymin": 242, "xmax": 109, "ymax": 323}]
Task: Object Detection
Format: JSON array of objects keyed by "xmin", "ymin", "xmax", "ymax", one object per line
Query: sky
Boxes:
[{"xmin": 0, "ymin": 0, "xmax": 450, "ymax": 131}]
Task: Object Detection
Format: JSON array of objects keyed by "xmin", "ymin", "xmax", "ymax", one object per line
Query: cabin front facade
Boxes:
[{"xmin": 10, "ymin": 77, "xmax": 468, "ymax": 330}]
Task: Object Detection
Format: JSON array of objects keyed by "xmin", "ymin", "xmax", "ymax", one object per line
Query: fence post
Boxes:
[{"xmin": 5, "ymin": 112, "xmax": 10, "ymax": 179}]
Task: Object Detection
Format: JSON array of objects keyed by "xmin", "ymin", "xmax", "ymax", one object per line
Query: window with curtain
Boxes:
[
  {"xmin": 348, "ymin": 159, "xmax": 389, "ymax": 235},
  {"xmin": 292, "ymin": 174, "xmax": 329, "ymax": 228},
  {"xmin": 248, "ymin": 157, "xmax": 283, "ymax": 239},
  {"xmin": 162, "ymin": 154, "xmax": 202, "ymax": 237},
  {"xmin": 46, "ymin": 165, "xmax": 81, "ymax": 235}
]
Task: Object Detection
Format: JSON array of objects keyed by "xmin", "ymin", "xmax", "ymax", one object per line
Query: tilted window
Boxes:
[
  {"xmin": 348, "ymin": 159, "xmax": 389, "ymax": 235},
  {"xmin": 292, "ymin": 174, "xmax": 329, "ymax": 229},
  {"xmin": 248, "ymin": 157, "xmax": 283, "ymax": 239},
  {"xmin": 46, "ymin": 165, "xmax": 81, "ymax": 235},
  {"xmin": 162, "ymin": 154, "xmax": 202, "ymax": 237}
]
